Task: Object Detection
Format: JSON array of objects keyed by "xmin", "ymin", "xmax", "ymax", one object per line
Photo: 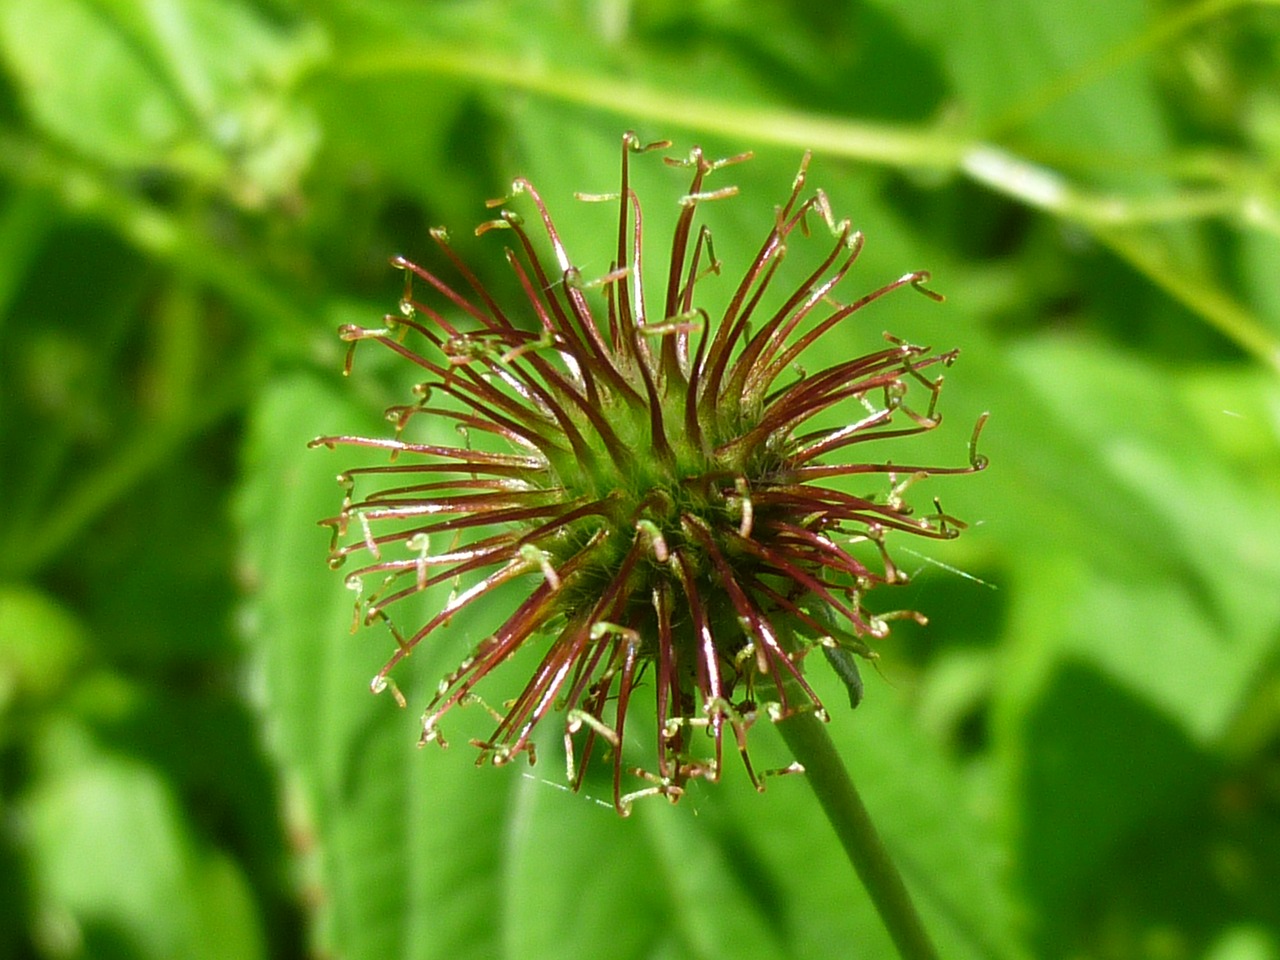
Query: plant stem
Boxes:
[{"xmin": 776, "ymin": 709, "xmax": 940, "ymax": 960}]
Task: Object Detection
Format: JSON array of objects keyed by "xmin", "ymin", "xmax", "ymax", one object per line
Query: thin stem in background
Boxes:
[{"xmin": 334, "ymin": 34, "xmax": 1280, "ymax": 375}]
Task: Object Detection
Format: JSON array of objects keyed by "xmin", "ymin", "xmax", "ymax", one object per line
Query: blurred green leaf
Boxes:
[
  {"xmin": 983, "ymin": 332, "xmax": 1280, "ymax": 946},
  {"xmin": 21, "ymin": 711, "xmax": 266, "ymax": 960},
  {"xmin": 0, "ymin": 0, "xmax": 320, "ymax": 202},
  {"xmin": 239, "ymin": 372, "xmax": 512, "ymax": 959},
  {"xmin": 1013, "ymin": 659, "xmax": 1212, "ymax": 908},
  {"xmin": 0, "ymin": 0, "xmax": 185, "ymax": 167},
  {"xmin": 1007, "ymin": 336, "xmax": 1280, "ymax": 742},
  {"xmin": 0, "ymin": 586, "xmax": 86, "ymax": 708}
]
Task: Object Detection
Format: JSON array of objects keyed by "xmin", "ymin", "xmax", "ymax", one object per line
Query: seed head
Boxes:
[{"xmin": 312, "ymin": 133, "xmax": 987, "ymax": 815}]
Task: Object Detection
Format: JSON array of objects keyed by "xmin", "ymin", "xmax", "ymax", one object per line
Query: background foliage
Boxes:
[{"xmin": 2, "ymin": 1, "xmax": 1279, "ymax": 958}]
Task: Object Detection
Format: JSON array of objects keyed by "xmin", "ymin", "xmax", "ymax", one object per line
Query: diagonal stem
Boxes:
[{"xmin": 776, "ymin": 709, "xmax": 940, "ymax": 960}]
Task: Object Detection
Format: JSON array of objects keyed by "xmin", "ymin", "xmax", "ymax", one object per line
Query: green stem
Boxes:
[{"xmin": 776, "ymin": 709, "xmax": 940, "ymax": 960}]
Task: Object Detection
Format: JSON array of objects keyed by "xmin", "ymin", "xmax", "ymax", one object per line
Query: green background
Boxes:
[{"xmin": 1, "ymin": 1, "xmax": 1278, "ymax": 958}]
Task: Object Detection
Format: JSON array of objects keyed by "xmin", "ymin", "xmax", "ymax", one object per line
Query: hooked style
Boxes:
[{"xmin": 312, "ymin": 133, "xmax": 987, "ymax": 815}]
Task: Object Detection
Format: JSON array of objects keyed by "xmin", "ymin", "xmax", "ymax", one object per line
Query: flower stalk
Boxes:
[{"xmin": 779, "ymin": 705, "xmax": 941, "ymax": 960}]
